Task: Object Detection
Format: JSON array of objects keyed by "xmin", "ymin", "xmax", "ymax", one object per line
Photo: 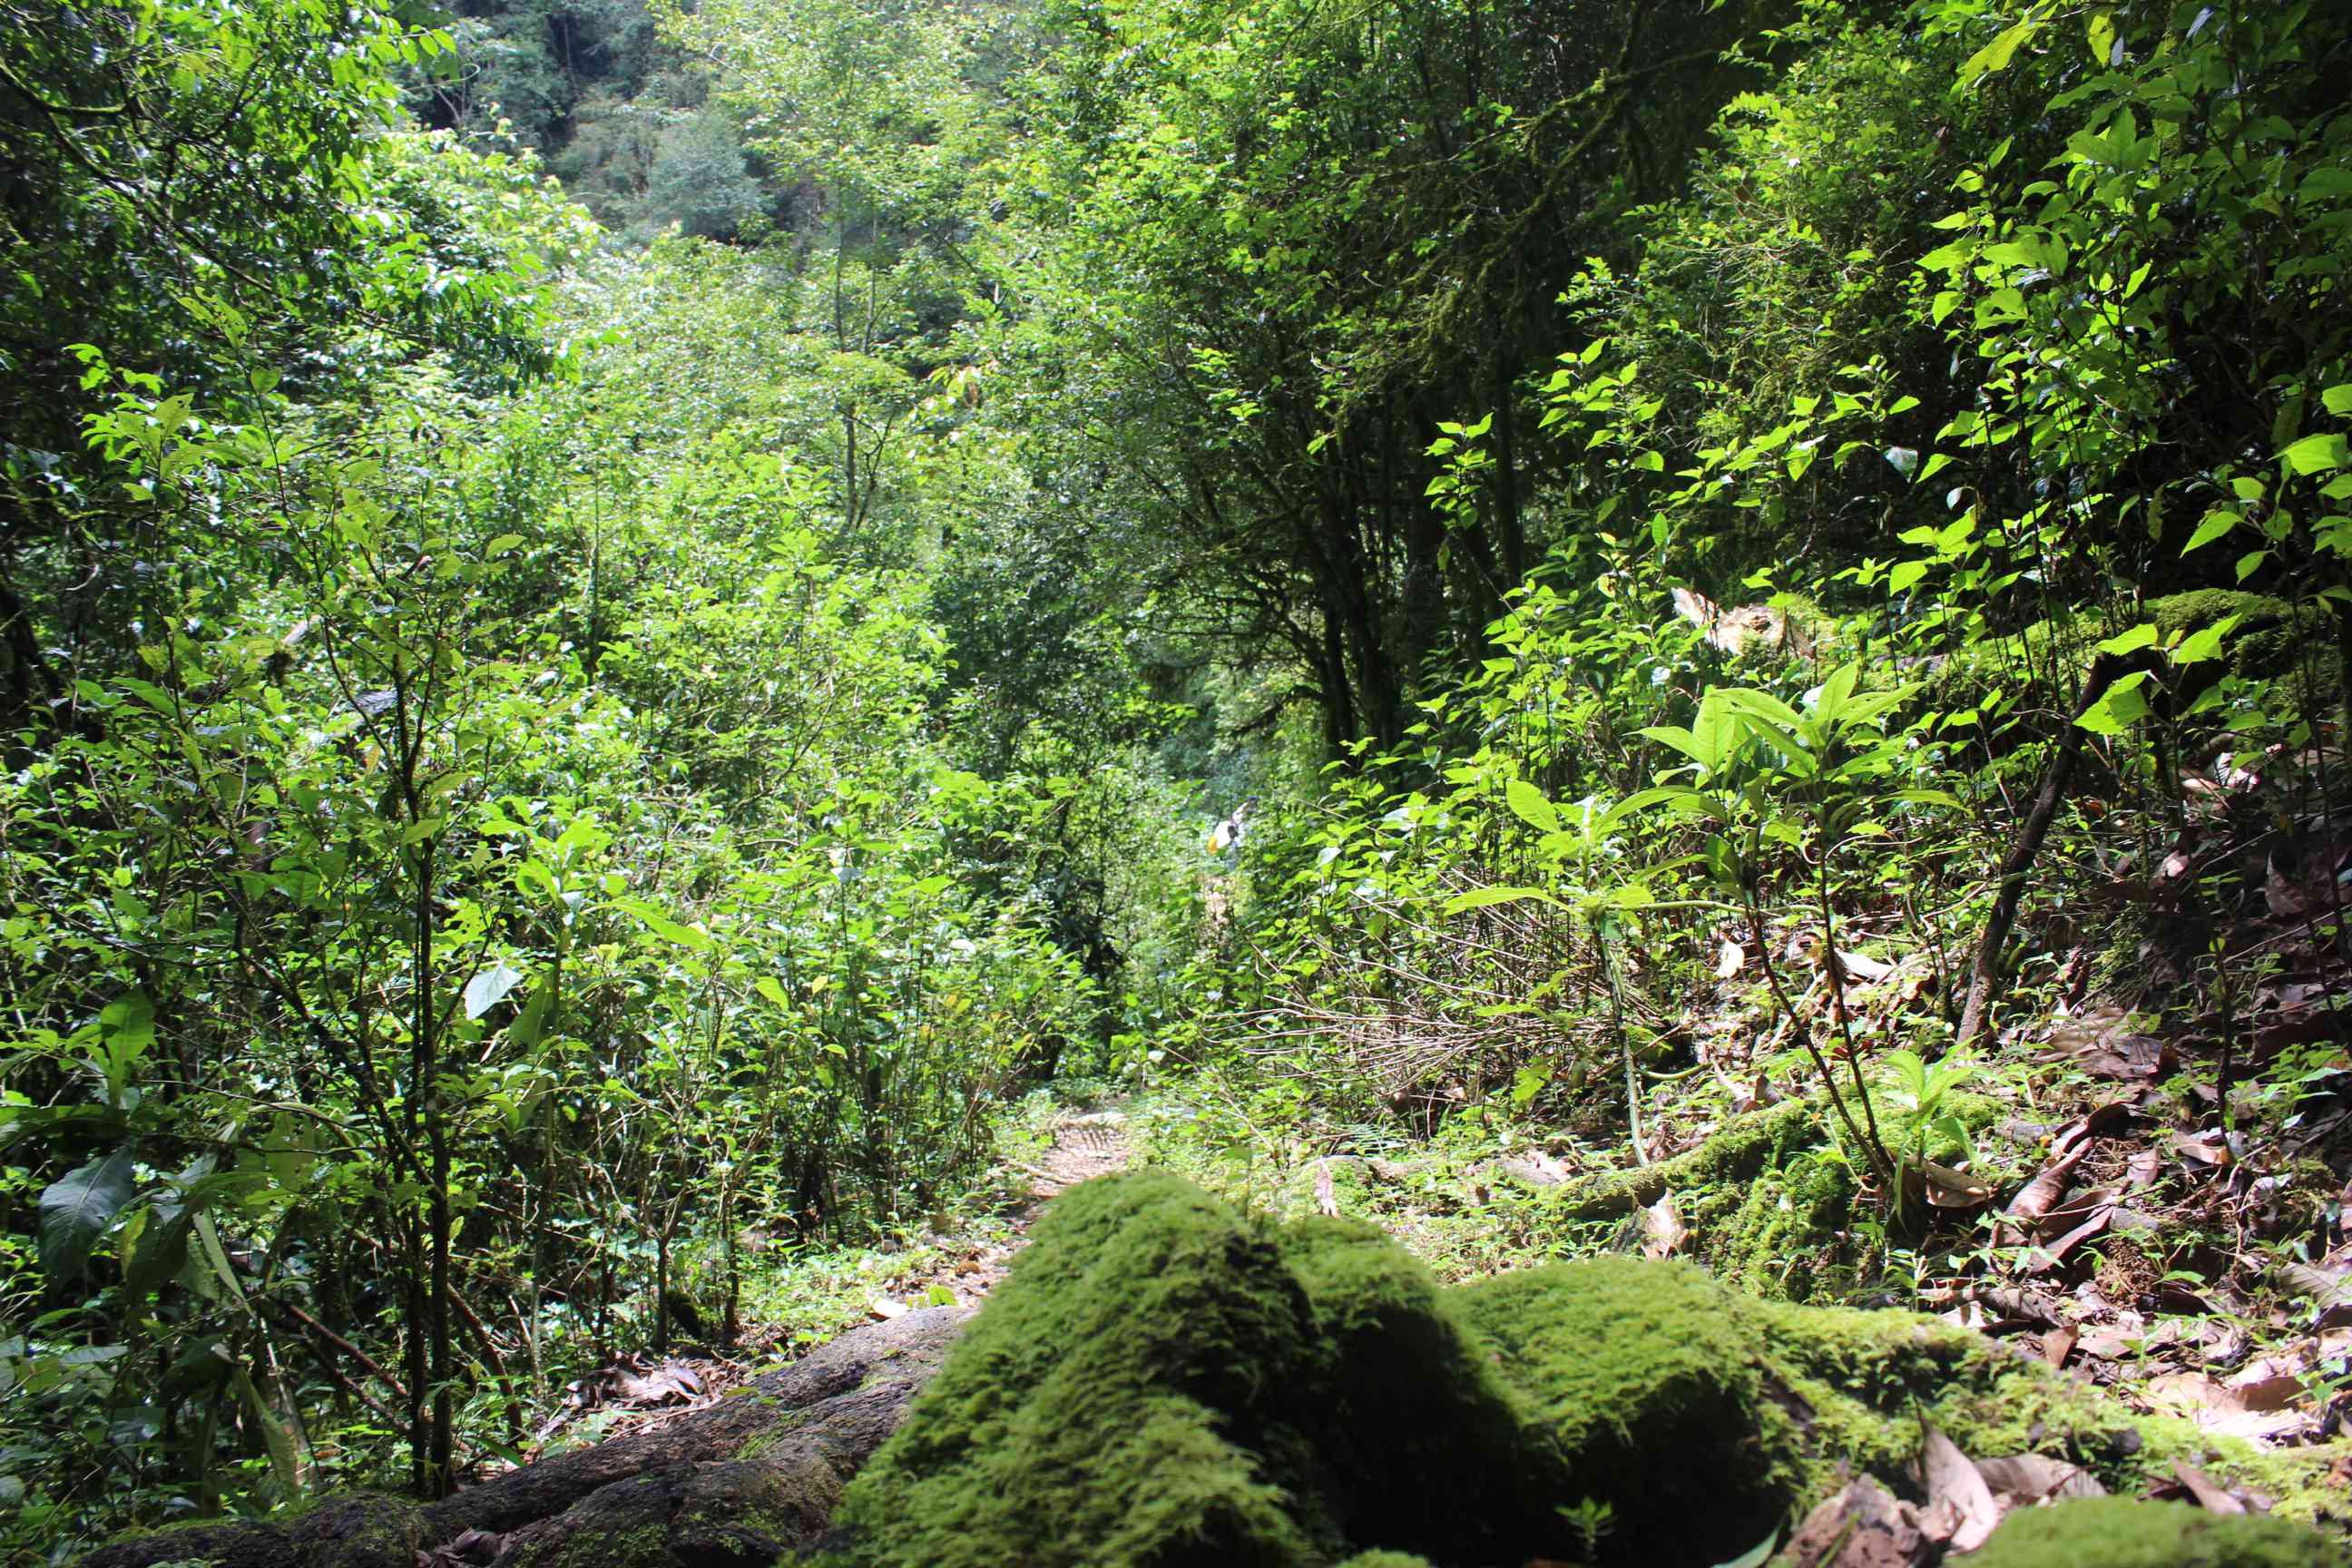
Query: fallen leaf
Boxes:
[
  {"xmin": 869, "ymin": 1297, "xmax": 909, "ymax": 1321},
  {"xmin": 2005, "ymin": 1143, "xmax": 2090, "ymax": 1230},
  {"xmin": 1916, "ymin": 1159, "xmax": 1995, "ymax": 1210},
  {"xmin": 1717, "ymin": 939, "xmax": 1747, "ymax": 979},
  {"xmin": 1769, "ymin": 1476, "xmax": 1933, "ymax": 1568},
  {"xmin": 2024, "ymin": 1203, "xmax": 2114, "ymax": 1275},
  {"xmin": 1642, "ymin": 1190, "xmax": 1689, "ymax": 1259},
  {"xmin": 2042, "ymin": 1326, "xmax": 2078, "ymax": 1368},
  {"xmin": 2171, "ymin": 1130, "xmax": 2230, "ymax": 1168},
  {"xmin": 1975, "ymin": 1454, "xmax": 2105, "ymax": 1507},
  {"xmin": 1315, "ymin": 1160, "xmax": 1338, "ymax": 1218},
  {"xmin": 2145, "ymin": 1373, "xmax": 2316, "ymax": 1444},
  {"xmin": 1916, "ymin": 1426, "xmax": 2000, "ymax": 1553},
  {"xmin": 2171, "ymin": 1459, "xmax": 2248, "ymax": 1514}
]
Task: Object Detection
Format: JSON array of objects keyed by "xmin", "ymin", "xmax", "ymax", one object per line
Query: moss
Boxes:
[
  {"xmin": 2146, "ymin": 591, "xmax": 2295, "ymax": 681},
  {"xmin": 1549, "ymin": 1095, "xmax": 1817, "ymax": 1222},
  {"xmin": 1967, "ymin": 1498, "xmax": 2338, "ymax": 1567},
  {"xmin": 1700, "ymin": 1142, "xmax": 1856, "ymax": 1301},
  {"xmin": 831, "ymin": 1171, "xmax": 2347, "ymax": 1568},
  {"xmin": 1455, "ymin": 1258, "xmax": 1781, "ymax": 1563},
  {"xmin": 832, "ymin": 1170, "xmax": 1334, "ymax": 1568},
  {"xmin": 552, "ymin": 1522, "xmax": 668, "ymax": 1568}
]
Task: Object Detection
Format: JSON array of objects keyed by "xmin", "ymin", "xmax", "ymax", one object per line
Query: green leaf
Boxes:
[
  {"xmin": 2322, "ymin": 385, "xmax": 2352, "ymax": 417},
  {"xmin": 1504, "ymin": 779, "xmax": 1562, "ymax": 836},
  {"xmin": 1962, "ymin": 20, "xmax": 2040, "ymax": 84},
  {"xmin": 2075, "ymin": 671, "xmax": 2152, "ymax": 736},
  {"xmin": 2171, "ymin": 613, "xmax": 2242, "ymax": 668},
  {"xmin": 612, "ymin": 897, "xmax": 715, "ymax": 952},
  {"xmin": 2095, "ymin": 622, "xmax": 2158, "ymax": 656},
  {"xmin": 2282, "ymin": 433, "xmax": 2349, "ymax": 475},
  {"xmin": 463, "ymin": 960, "xmax": 525, "ymax": 1021},
  {"xmin": 125, "ymin": 1206, "xmax": 194, "ymax": 1298},
  {"xmin": 1444, "ymin": 885, "xmax": 1562, "ymax": 915},
  {"xmin": 41, "ymin": 1147, "xmax": 139, "ymax": 1283},
  {"xmin": 2181, "ymin": 507, "xmax": 2239, "ymax": 554},
  {"xmin": 193, "ymin": 1210, "xmax": 250, "ymax": 1311},
  {"xmin": 233, "ymin": 1366, "xmax": 306, "ymax": 1500},
  {"xmin": 756, "ymin": 976, "xmax": 790, "ymax": 1007}
]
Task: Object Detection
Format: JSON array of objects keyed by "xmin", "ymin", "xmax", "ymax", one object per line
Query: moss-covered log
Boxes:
[
  {"xmin": 1547, "ymin": 1095, "xmax": 1818, "ymax": 1221},
  {"xmin": 77, "ymin": 1306, "xmax": 965, "ymax": 1568}
]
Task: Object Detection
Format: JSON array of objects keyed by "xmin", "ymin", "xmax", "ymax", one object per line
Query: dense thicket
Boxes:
[{"xmin": 5, "ymin": 0, "xmax": 2351, "ymax": 1559}]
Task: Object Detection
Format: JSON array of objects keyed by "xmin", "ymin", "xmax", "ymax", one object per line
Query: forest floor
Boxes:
[{"xmin": 507, "ymin": 1107, "xmax": 1135, "ymax": 1470}]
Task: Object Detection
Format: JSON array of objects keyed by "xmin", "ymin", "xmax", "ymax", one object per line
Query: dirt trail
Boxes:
[{"xmin": 891, "ymin": 1107, "xmax": 1134, "ymax": 1308}]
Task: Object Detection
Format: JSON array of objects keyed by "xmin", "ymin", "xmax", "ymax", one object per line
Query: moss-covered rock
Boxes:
[
  {"xmin": 1967, "ymin": 1497, "xmax": 2338, "ymax": 1567},
  {"xmin": 2145, "ymin": 591, "xmax": 2297, "ymax": 681},
  {"xmin": 828, "ymin": 1171, "xmax": 2229, "ymax": 1568}
]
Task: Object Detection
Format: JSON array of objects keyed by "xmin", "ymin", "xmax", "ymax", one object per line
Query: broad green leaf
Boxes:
[
  {"xmin": 2095, "ymin": 622, "xmax": 2158, "ymax": 656},
  {"xmin": 1504, "ymin": 780, "xmax": 1562, "ymax": 836},
  {"xmin": 612, "ymin": 897, "xmax": 715, "ymax": 952},
  {"xmin": 124, "ymin": 1206, "xmax": 193, "ymax": 1298},
  {"xmin": 2282, "ymin": 433, "xmax": 2349, "ymax": 475},
  {"xmin": 2076, "ymin": 671, "xmax": 2153, "ymax": 736},
  {"xmin": 2180, "ymin": 507, "xmax": 2239, "ymax": 554},
  {"xmin": 40, "ymin": 1147, "xmax": 139, "ymax": 1283},
  {"xmin": 463, "ymin": 960, "xmax": 525, "ymax": 1021},
  {"xmin": 2171, "ymin": 613, "xmax": 2242, "ymax": 667},
  {"xmin": 1962, "ymin": 20, "xmax": 2040, "ymax": 84}
]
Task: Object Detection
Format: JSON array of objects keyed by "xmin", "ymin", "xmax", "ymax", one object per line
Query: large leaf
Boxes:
[
  {"xmin": 1504, "ymin": 779, "xmax": 1561, "ymax": 836},
  {"xmin": 612, "ymin": 897, "xmax": 715, "ymax": 952},
  {"xmin": 463, "ymin": 960, "xmax": 526, "ymax": 1021},
  {"xmin": 2075, "ymin": 671, "xmax": 2153, "ymax": 736},
  {"xmin": 40, "ymin": 1147, "xmax": 139, "ymax": 1284},
  {"xmin": 1444, "ymin": 885, "xmax": 1562, "ymax": 916}
]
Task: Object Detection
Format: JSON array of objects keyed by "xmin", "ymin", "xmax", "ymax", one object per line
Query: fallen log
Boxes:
[{"xmin": 79, "ymin": 1306, "xmax": 967, "ymax": 1568}]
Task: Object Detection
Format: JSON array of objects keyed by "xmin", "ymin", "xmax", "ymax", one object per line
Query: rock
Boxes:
[{"xmin": 78, "ymin": 1307, "xmax": 965, "ymax": 1568}]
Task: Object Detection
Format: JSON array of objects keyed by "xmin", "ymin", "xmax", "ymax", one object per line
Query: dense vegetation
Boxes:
[{"xmin": 3, "ymin": 0, "xmax": 2349, "ymax": 1560}]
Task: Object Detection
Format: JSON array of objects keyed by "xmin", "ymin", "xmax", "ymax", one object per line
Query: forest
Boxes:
[{"xmin": 2, "ymin": 0, "xmax": 2350, "ymax": 1563}]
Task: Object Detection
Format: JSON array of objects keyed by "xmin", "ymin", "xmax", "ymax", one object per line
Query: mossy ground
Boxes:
[
  {"xmin": 826, "ymin": 1170, "xmax": 2342, "ymax": 1568},
  {"xmin": 1968, "ymin": 1498, "xmax": 2342, "ymax": 1568}
]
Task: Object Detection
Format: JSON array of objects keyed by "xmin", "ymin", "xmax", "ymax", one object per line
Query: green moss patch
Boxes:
[
  {"xmin": 827, "ymin": 1171, "xmax": 2247, "ymax": 1568},
  {"xmin": 1969, "ymin": 1497, "xmax": 2338, "ymax": 1567}
]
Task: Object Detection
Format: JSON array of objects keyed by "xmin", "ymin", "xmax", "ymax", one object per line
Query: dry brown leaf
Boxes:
[
  {"xmin": 1769, "ymin": 1476, "xmax": 1934, "ymax": 1568},
  {"xmin": 2042, "ymin": 1326, "xmax": 2078, "ymax": 1368},
  {"xmin": 1975, "ymin": 1454, "xmax": 2105, "ymax": 1507},
  {"xmin": 2145, "ymin": 1373, "xmax": 2315, "ymax": 1444},
  {"xmin": 869, "ymin": 1297, "xmax": 909, "ymax": 1321},
  {"xmin": 2024, "ymin": 1203, "xmax": 2114, "ymax": 1276},
  {"xmin": 1917, "ymin": 1426, "xmax": 2000, "ymax": 1553},
  {"xmin": 2171, "ymin": 1130, "xmax": 2230, "ymax": 1168},
  {"xmin": 2171, "ymin": 1459, "xmax": 2249, "ymax": 1514},
  {"xmin": 1979, "ymin": 1285, "xmax": 2067, "ymax": 1325},
  {"xmin": 1916, "ymin": 1159, "xmax": 1995, "ymax": 1210},
  {"xmin": 2004, "ymin": 1143, "xmax": 2090, "ymax": 1230},
  {"xmin": 1642, "ymin": 1190, "xmax": 1689, "ymax": 1259}
]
